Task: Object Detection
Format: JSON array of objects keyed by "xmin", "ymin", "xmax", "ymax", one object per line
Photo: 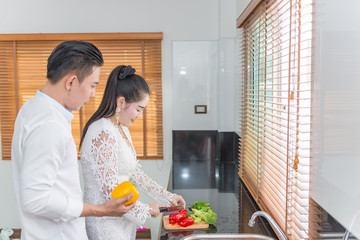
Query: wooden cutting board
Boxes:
[{"xmin": 163, "ymin": 215, "xmax": 209, "ymax": 230}]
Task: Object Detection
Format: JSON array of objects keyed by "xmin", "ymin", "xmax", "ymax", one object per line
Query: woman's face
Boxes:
[{"xmin": 119, "ymin": 94, "xmax": 149, "ymax": 127}]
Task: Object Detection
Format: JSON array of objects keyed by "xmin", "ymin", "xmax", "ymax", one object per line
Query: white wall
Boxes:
[
  {"xmin": 236, "ymin": 0, "xmax": 251, "ymax": 20},
  {"xmin": 0, "ymin": 0, "xmax": 237, "ymax": 239},
  {"xmin": 171, "ymin": 0, "xmax": 237, "ymax": 132},
  {"xmin": 218, "ymin": 0, "xmax": 237, "ymax": 131},
  {"xmin": 312, "ymin": 0, "xmax": 360, "ymax": 237},
  {"xmin": 218, "ymin": 38, "xmax": 236, "ymax": 132},
  {"xmin": 172, "ymin": 40, "xmax": 219, "ymax": 130}
]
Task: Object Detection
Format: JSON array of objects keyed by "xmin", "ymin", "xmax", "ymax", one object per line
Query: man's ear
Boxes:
[{"xmin": 64, "ymin": 74, "xmax": 77, "ymax": 91}]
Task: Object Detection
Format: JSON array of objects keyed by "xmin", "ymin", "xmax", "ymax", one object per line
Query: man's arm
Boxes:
[
  {"xmin": 21, "ymin": 123, "xmax": 80, "ymax": 222},
  {"xmin": 21, "ymin": 122, "xmax": 135, "ymax": 220},
  {"xmin": 81, "ymin": 193, "xmax": 135, "ymax": 217}
]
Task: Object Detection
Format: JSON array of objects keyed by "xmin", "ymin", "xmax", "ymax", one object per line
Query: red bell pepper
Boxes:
[
  {"xmin": 168, "ymin": 209, "xmax": 188, "ymax": 224},
  {"xmin": 169, "ymin": 212, "xmax": 186, "ymax": 224},
  {"xmin": 178, "ymin": 209, "xmax": 187, "ymax": 215},
  {"xmin": 178, "ymin": 217, "xmax": 195, "ymax": 227}
]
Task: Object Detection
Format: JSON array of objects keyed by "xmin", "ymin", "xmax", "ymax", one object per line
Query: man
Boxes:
[{"xmin": 11, "ymin": 40, "xmax": 135, "ymax": 240}]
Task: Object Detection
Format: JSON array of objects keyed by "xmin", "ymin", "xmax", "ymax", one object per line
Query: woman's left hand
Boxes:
[{"xmin": 170, "ymin": 194, "xmax": 186, "ymax": 209}]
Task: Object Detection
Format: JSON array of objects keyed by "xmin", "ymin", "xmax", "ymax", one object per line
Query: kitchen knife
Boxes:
[{"xmin": 159, "ymin": 206, "xmax": 183, "ymax": 212}]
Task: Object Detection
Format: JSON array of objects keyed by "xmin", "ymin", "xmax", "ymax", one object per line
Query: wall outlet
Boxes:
[{"xmin": 195, "ymin": 105, "xmax": 207, "ymax": 114}]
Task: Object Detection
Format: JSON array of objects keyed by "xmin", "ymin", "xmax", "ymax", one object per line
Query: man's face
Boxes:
[{"xmin": 65, "ymin": 66, "xmax": 100, "ymax": 111}]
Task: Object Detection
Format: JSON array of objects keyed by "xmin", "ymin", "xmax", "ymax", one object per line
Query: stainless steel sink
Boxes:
[{"xmin": 179, "ymin": 233, "xmax": 276, "ymax": 240}]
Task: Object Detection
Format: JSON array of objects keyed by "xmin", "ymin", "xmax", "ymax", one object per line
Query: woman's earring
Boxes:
[{"xmin": 116, "ymin": 107, "xmax": 121, "ymax": 125}]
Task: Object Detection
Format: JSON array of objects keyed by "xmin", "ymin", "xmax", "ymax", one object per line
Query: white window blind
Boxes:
[{"xmin": 238, "ymin": 0, "xmax": 313, "ymax": 239}]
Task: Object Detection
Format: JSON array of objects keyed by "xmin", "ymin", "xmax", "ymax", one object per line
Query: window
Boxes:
[
  {"xmin": 237, "ymin": 0, "xmax": 313, "ymax": 239},
  {"xmin": 0, "ymin": 33, "xmax": 163, "ymax": 160}
]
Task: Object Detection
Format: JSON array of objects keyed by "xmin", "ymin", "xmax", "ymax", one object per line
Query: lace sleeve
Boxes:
[
  {"xmin": 87, "ymin": 130, "xmax": 120, "ymax": 199},
  {"xmin": 129, "ymin": 166, "xmax": 174, "ymax": 205},
  {"xmin": 86, "ymin": 129, "xmax": 151, "ymax": 226},
  {"xmin": 122, "ymin": 200, "xmax": 151, "ymax": 227}
]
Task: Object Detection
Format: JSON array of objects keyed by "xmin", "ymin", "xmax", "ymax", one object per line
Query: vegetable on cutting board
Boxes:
[
  {"xmin": 188, "ymin": 201, "xmax": 217, "ymax": 225},
  {"xmin": 165, "ymin": 201, "xmax": 217, "ymax": 229},
  {"xmin": 110, "ymin": 181, "xmax": 139, "ymax": 206},
  {"xmin": 178, "ymin": 217, "xmax": 195, "ymax": 227},
  {"xmin": 188, "ymin": 214, "xmax": 202, "ymax": 223},
  {"xmin": 169, "ymin": 209, "xmax": 194, "ymax": 227},
  {"xmin": 169, "ymin": 209, "xmax": 187, "ymax": 224}
]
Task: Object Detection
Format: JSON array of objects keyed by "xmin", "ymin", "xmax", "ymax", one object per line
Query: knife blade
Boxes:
[{"xmin": 159, "ymin": 206, "xmax": 183, "ymax": 212}]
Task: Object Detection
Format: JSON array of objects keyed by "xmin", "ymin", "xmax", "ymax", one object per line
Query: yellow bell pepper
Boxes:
[{"xmin": 111, "ymin": 181, "xmax": 139, "ymax": 205}]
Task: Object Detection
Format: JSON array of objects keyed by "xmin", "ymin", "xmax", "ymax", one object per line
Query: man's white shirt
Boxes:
[{"xmin": 11, "ymin": 90, "xmax": 87, "ymax": 240}]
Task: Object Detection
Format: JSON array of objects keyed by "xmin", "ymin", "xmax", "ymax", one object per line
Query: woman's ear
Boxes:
[{"xmin": 117, "ymin": 96, "xmax": 126, "ymax": 109}]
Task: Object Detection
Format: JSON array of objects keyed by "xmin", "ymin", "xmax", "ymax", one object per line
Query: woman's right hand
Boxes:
[{"xmin": 148, "ymin": 202, "xmax": 166, "ymax": 218}]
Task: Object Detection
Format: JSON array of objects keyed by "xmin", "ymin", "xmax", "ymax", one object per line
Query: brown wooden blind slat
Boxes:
[
  {"xmin": 0, "ymin": 42, "xmax": 16, "ymax": 160},
  {"xmin": 0, "ymin": 33, "xmax": 163, "ymax": 160},
  {"xmin": 238, "ymin": 0, "xmax": 313, "ymax": 239}
]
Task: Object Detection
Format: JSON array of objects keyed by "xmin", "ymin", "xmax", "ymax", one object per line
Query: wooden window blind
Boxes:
[
  {"xmin": 237, "ymin": 0, "xmax": 313, "ymax": 239},
  {"xmin": 0, "ymin": 33, "xmax": 163, "ymax": 160}
]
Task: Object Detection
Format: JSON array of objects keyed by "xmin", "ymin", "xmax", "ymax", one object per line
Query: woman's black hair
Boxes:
[
  {"xmin": 47, "ymin": 40, "xmax": 103, "ymax": 83},
  {"xmin": 79, "ymin": 65, "xmax": 150, "ymax": 149}
]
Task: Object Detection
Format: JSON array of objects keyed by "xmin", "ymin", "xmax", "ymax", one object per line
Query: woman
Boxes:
[{"xmin": 80, "ymin": 65, "xmax": 185, "ymax": 240}]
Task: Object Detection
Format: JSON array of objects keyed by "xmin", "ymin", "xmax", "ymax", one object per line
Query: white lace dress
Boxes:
[{"xmin": 81, "ymin": 118, "xmax": 174, "ymax": 240}]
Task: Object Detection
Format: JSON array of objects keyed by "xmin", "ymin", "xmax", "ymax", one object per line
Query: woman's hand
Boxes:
[
  {"xmin": 170, "ymin": 194, "xmax": 186, "ymax": 209},
  {"xmin": 148, "ymin": 202, "xmax": 166, "ymax": 218}
]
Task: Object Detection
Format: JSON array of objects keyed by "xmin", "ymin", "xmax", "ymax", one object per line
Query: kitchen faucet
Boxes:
[
  {"xmin": 248, "ymin": 211, "xmax": 287, "ymax": 240},
  {"xmin": 342, "ymin": 229, "xmax": 351, "ymax": 240}
]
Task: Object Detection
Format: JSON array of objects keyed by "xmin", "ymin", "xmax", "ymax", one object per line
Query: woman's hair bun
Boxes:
[{"xmin": 119, "ymin": 65, "xmax": 136, "ymax": 80}]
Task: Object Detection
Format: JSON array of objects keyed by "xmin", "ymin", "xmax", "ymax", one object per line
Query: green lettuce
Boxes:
[
  {"xmin": 188, "ymin": 214, "xmax": 202, "ymax": 223},
  {"xmin": 188, "ymin": 201, "xmax": 217, "ymax": 225},
  {"xmin": 189, "ymin": 201, "xmax": 211, "ymax": 211}
]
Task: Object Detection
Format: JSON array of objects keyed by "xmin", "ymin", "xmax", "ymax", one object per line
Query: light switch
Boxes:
[{"xmin": 195, "ymin": 105, "xmax": 207, "ymax": 114}]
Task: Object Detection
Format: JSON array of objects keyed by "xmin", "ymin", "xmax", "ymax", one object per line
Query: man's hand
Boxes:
[
  {"xmin": 102, "ymin": 194, "xmax": 136, "ymax": 217},
  {"xmin": 81, "ymin": 193, "xmax": 135, "ymax": 217}
]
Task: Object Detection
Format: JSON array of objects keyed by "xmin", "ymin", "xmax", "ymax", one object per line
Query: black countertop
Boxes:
[
  {"xmin": 160, "ymin": 131, "xmax": 277, "ymax": 239},
  {"xmin": 159, "ymin": 161, "xmax": 277, "ymax": 240}
]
